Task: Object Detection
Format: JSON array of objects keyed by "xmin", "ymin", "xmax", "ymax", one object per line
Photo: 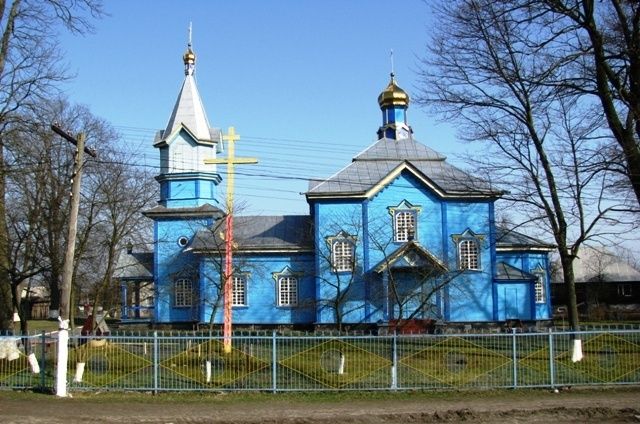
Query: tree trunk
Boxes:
[{"xmin": 0, "ymin": 138, "xmax": 12, "ymax": 332}]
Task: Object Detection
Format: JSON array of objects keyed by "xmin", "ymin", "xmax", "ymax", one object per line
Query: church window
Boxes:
[
  {"xmin": 458, "ymin": 239, "xmax": 480, "ymax": 270},
  {"xmin": 394, "ymin": 211, "xmax": 416, "ymax": 242},
  {"xmin": 232, "ymin": 275, "xmax": 247, "ymax": 306},
  {"xmin": 388, "ymin": 201, "xmax": 421, "ymax": 243},
  {"xmin": 327, "ymin": 231, "xmax": 356, "ymax": 273},
  {"xmin": 273, "ymin": 266, "xmax": 302, "ymax": 307},
  {"xmin": 532, "ymin": 268, "xmax": 547, "ymax": 303},
  {"xmin": 277, "ymin": 276, "xmax": 298, "ymax": 307},
  {"xmin": 174, "ymin": 278, "xmax": 193, "ymax": 307},
  {"xmin": 177, "ymin": 236, "xmax": 189, "ymax": 247},
  {"xmin": 332, "ymin": 239, "xmax": 355, "ymax": 272},
  {"xmin": 452, "ymin": 230, "xmax": 484, "ymax": 271}
]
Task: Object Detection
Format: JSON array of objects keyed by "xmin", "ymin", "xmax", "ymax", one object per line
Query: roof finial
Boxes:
[{"xmin": 183, "ymin": 22, "xmax": 196, "ymax": 76}]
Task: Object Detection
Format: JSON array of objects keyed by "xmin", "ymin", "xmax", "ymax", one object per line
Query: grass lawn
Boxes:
[{"xmin": 21, "ymin": 320, "xmax": 61, "ymax": 333}]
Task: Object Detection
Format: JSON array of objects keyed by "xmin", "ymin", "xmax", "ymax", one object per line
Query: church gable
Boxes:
[{"xmin": 307, "ymin": 140, "xmax": 501, "ymax": 201}]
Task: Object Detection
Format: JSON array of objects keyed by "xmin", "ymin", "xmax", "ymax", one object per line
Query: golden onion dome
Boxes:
[
  {"xmin": 377, "ymin": 73, "xmax": 409, "ymax": 108},
  {"xmin": 183, "ymin": 46, "xmax": 196, "ymax": 66}
]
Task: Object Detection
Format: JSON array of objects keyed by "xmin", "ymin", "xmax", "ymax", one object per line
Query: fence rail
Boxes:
[{"xmin": 1, "ymin": 329, "xmax": 639, "ymax": 392}]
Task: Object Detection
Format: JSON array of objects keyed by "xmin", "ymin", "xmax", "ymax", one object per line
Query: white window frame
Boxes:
[
  {"xmin": 332, "ymin": 239, "xmax": 355, "ymax": 272},
  {"xmin": 232, "ymin": 275, "xmax": 247, "ymax": 306},
  {"xmin": 277, "ymin": 276, "xmax": 298, "ymax": 307},
  {"xmin": 394, "ymin": 211, "xmax": 416, "ymax": 242},
  {"xmin": 458, "ymin": 239, "xmax": 480, "ymax": 270},
  {"xmin": 174, "ymin": 278, "xmax": 193, "ymax": 307},
  {"xmin": 533, "ymin": 271, "xmax": 546, "ymax": 304}
]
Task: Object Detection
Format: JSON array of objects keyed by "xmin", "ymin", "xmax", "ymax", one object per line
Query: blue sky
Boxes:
[{"xmin": 58, "ymin": 0, "xmax": 471, "ymax": 216}]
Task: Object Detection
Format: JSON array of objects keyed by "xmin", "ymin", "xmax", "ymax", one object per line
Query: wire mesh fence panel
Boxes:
[
  {"xmin": 275, "ymin": 335, "xmax": 393, "ymax": 391},
  {"xmin": 397, "ymin": 333, "xmax": 516, "ymax": 390},
  {"xmin": 2, "ymin": 329, "xmax": 640, "ymax": 393},
  {"xmin": 0, "ymin": 333, "xmax": 53, "ymax": 390},
  {"xmin": 512, "ymin": 332, "xmax": 553, "ymax": 388},
  {"xmin": 68, "ymin": 334, "xmax": 155, "ymax": 391},
  {"xmin": 551, "ymin": 331, "xmax": 640, "ymax": 387}
]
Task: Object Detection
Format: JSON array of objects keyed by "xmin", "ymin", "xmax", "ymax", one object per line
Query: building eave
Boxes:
[
  {"xmin": 192, "ymin": 247, "xmax": 314, "ymax": 255},
  {"xmin": 497, "ymin": 246, "xmax": 555, "ymax": 253}
]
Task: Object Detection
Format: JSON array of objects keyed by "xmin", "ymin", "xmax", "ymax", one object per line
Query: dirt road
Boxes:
[{"xmin": 1, "ymin": 388, "xmax": 639, "ymax": 423}]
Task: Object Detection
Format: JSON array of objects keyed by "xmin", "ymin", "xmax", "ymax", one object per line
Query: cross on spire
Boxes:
[{"xmin": 390, "ymin": 49, "xmax": 395, "ymax": 77}]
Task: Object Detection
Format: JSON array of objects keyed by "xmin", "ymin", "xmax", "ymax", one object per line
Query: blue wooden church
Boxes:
[{"xmin": 116, "ymin": 43, "xmax": 554, "ymax": 329}]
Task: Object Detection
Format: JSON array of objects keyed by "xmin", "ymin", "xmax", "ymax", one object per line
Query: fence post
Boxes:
[
  {"xmin": 40, "ymin": 331, "xmax": 46, "ymax": 390},
  {"xmin": 391, "ymin": 331, "xmax": 398, "ymax": 390},
  {"xmin": 153, "ymin": 331, "xmax": 159, "ymax": 394},
  {"xmin": 548, "ymin": 328, "xmax": 555, "ymax": 389},
  {"xmin": 271, "ymin": 331, "xmax": 277, "ymax": 393},
  {"xmin": 511, "ymin": 328, "xmax": 517, "ymax": 389}
]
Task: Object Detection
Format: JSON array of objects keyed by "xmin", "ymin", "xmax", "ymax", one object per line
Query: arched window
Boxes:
[
  {"xmin": 332, "ymin": 239, "xmax": 355, "ymax": 272},
  {"xmin": 388, "ymin": 200, "xmax": 421, "ymax": 243},
  {"xmin": 174, "ymin": 278, "xmax": 193, "ymax": 307},
  {"xmin": 458, "ymin": 240, "xmax": 480, "ymax": 270},
  {"xmin": 278, "ymin": 276, "xmax": 298, "ymax": 307}
]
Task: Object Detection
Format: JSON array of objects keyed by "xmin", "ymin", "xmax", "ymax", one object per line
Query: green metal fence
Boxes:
[{"xmin": 1, "ymin": 329, "xmax": 639, "ymax": 392}]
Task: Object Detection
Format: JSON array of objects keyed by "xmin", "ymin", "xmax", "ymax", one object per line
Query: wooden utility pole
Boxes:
[
  {"xmin": 51, "ymin": 124, "xmax": 95, "ymax": 397},
  {"xmin": 204, "ymin": 127, "xmax": 257, "ymax": 353}
]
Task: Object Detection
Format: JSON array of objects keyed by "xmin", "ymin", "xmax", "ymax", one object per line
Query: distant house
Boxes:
[
  {"xmin": 116, "ymin": 41, "xmax": 554, "ymax": 330},
  {"xmin": 18, "ymin": 284, "xmax": 49, "ymax": 320},
  {"xmin": 551, "ymin": 247, "xmax": 640, "ymax": 320}
]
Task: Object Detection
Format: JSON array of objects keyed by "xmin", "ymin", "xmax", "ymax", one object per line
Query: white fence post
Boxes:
[
  {"xmin": 153, "ymin": 331, "xmax": 159, "ymax": 394},
  {"xmin": 271, "ymin": 331, "xmax": 277, "ymax": 393},
  {"xmin": 512, "ymin": 328, "xmax": 518, "ymax": 389}
]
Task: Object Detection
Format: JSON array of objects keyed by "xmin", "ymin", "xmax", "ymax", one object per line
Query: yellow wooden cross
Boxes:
[
  {"xmin": 204, "ymin": 127, "xmax": 257, "ymax": 353},
  {"xmin": 205, "ymin": 127, "xmax": 258, "ymax": 213}
]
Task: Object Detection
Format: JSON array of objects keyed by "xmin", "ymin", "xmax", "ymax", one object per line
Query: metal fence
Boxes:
[{"xmin": 1, "ymin": 329, "xmax": 639, "ymax": 392}]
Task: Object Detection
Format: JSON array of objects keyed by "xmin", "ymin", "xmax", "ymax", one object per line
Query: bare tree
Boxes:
[
  {"xmin": 73, "ymin": 144, "xmax": 157, "ymax": 328},
  {"xmin": 541, "ymin": 0, "xmax": 640, "ymax": 205},
  {"xmin": 2, "ymin": 96, "xmax": 154, "ymax": 335},
  {"xmin": 0, "ymin": 0, "xmax": 104, "ymax": 331},
  {"xmin": 315, "ymin": 212, "xmax": 365, "ymax": 332},
  {"xmin": 417, "ymin": 0, "xmax": 638, "ymax": 359}
]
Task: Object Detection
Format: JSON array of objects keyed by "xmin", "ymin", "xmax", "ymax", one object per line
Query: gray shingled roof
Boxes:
[
  {"xmin": 114, "ymin": 251, "xmax": 154, "ymax": 280},
  {"xmin": 356, "ymin": 137, "xmax": 447, "ymax": 161},
  {"xmin": 496, "ymin": 227, "xmax": 555, "ymax": 250},
  {"xmin": 495, "ymin": 262, "xmax": 536, "ymax": 280},
  {"xmin": 554, "ymin": 247, "xmax": 640, "ymax": 283},
  {"xmin": 307, "ymin": 137, "xmax": 500, "ymax": 197},
  {"xmin": 191, "ymin": 215, "xmax": 313, "ymax": 252}
]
